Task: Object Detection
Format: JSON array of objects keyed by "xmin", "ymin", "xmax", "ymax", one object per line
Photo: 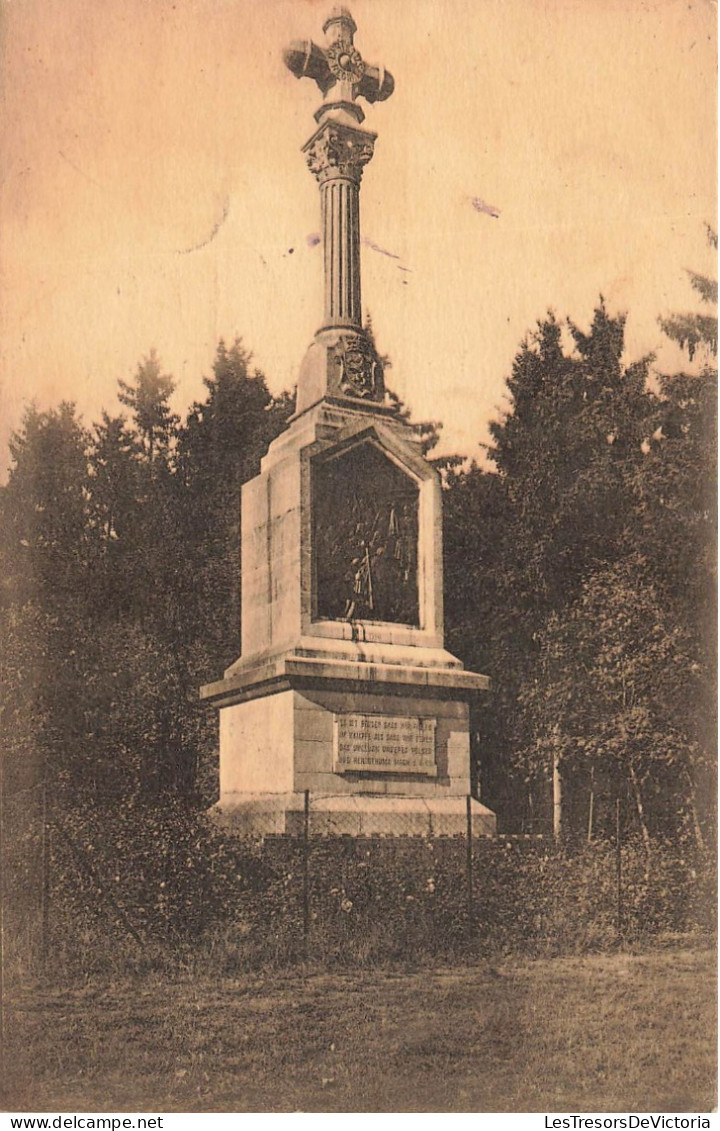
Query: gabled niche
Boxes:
[{"xmin": 312, "ymin": 439, "xmax": 421, "ymax": 627}]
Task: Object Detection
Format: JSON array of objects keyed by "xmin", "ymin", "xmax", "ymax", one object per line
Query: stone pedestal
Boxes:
[{"xmin": 201, "ymin": 399, "xmax": 495, "ymax": 836}]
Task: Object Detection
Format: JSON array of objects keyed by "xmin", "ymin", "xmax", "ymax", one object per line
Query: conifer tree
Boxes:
[
  {"xmin": 444, "ymin": 303, "xmax": 659, "ymax": 834},
  {"xmin": 117, "ymin": 350, "xmax": 179, "ymax": 465},
  {"xmin": 176, "ymin": 339, "xmax": 292, "ymax": 671}
]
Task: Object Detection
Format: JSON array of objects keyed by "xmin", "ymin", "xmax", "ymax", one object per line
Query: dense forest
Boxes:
[
  {"xmin": 1, "ymin": 243, "xmax": 716, "ymax": 848},
  {"xmin": 444, "ymin": 279, "xmax": 716, "ymax": 845}
]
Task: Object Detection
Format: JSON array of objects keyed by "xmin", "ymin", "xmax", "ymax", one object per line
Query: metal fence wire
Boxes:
[{"xmin": 1, "ymin": 787, "xmax": 714, "ymax": 977}]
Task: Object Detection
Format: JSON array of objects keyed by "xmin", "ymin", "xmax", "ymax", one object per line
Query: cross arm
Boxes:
[
  {"xmin": 284, "ymin": 40, "xmax": 334, "ymax": 95},
  {"xmin": 356, "ymin": 66, "xmax": 394, "ymax": 103}
]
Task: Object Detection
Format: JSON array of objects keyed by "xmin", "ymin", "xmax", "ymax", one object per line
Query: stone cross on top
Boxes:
[
  {"xmin": 284, "ymin": 9, "xmax": 394, "ymax": 401},
  {"xmin": 284, "ymin": 7, "xmax": 394, "ymax": 126}
]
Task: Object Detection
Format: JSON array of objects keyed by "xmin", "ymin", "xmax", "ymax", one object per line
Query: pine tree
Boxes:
[
  {"xmin": 0, "ymin": 403, "xmax": 101, "ymax": 799},
  {"xmin": 659, "ymin": 226, "xmax": 718, "ymax": 361},
  {"xmin": 444, "ymin": 303, "xmax": 659, "ymax": 834},
  {"xmin": 176, "ymin": 339, "xmax": 292, "ymax": 671},
  {"xmin": 1, "ymin": 402, "xmax": 91, "ymax": 612},
  {"xmin": 117, "ymin": 350, "xmax": 179, "ymax": 465}
]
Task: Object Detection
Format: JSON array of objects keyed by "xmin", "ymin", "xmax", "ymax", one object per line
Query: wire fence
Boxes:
[{"xmin": 1, "ymin": 786, "xmax": 715, "ymax": 980}]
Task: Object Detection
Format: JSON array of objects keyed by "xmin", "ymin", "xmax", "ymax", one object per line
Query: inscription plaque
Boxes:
[{"xmin": 334, "ymin": 713, "xmax": 437, "ymax": 775}]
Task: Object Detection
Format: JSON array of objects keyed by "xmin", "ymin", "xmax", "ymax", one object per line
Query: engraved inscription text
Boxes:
[{"xmin": 334, "ymin": 713, "xmax": 437, "ymax": 775}]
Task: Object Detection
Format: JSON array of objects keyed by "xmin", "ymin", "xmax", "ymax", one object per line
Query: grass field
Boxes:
[{"xmin": 2, "ymin": 947, "xmax": 715, "ymax": 1113}]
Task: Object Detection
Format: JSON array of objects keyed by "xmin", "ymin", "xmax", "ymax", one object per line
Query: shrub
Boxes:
[{"xmin": 4, "ymin": 796, "xmax": 715, "ymax": 981}]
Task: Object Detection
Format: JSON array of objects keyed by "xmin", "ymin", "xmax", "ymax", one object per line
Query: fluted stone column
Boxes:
[
  {"xmin": 305, "ymin": 123, "xmax": 375, "ymax": 330},
  {"xmin": 324, "ymin": 179, "xmax": 360, "ymax": 327}
]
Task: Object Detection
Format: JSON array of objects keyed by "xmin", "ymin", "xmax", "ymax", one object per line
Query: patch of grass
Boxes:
[{"xmin": 2, "ymin": 948, "xmax": 715, "ymax": 1113}]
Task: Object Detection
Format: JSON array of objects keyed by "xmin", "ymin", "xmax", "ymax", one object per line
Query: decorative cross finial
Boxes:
[{"xmin": 284, "ymin": 6, "xmax": 394, "ymax": 126}]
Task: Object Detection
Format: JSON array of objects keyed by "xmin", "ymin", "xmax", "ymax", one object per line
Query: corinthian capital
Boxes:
[{"xmin": 304, "ymin": 122, "xmax": 376, "ymax": 184}]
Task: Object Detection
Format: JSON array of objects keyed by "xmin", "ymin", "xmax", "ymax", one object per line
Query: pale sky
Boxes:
[{"xmin": 0, "ymin": 0, "xmax": 716, "ymax": 472}]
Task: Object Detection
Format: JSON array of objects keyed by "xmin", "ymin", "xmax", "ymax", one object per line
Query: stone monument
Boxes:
[{"xmin": 200, "ymin": 7, "xmax": 496, "ymax": 837}]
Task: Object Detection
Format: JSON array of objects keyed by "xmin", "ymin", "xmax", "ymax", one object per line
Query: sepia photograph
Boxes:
[{"xmin": 0, "ymin": 0, "xmax": 716, "ymax": 1116}]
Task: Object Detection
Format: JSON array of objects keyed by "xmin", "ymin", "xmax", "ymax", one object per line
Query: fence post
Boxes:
[
  {"xmin": 0, "ymin": 756, "xmax": 4, "ymax": 1084},
  {"xmin": 40, "ymin": 781, "xmax": 50, "ymax": 972},
  {"xmin": 466, "ymin": 794, "xmax": 474, "ymax": 939},
  {"xmin": 302, "ymin": 789, "xmax": 310, "ymax": 955},
  {"xmin": 615, "ymin": 796, "xmax": 623, "ymax": 938}
]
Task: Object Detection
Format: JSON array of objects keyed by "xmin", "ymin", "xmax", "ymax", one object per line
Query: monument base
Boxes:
[
  {"xmin": 198, "ymin": 392, "xmax": 497, "ymax": 838},
  {"xmin": 201, "ymin": 646, "xmax": 496, "ymax": 837},
  {"xmin": 212, "ymin": 792, "xmax": 496, "ymax": 837}
]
